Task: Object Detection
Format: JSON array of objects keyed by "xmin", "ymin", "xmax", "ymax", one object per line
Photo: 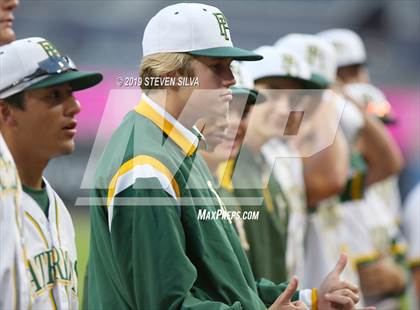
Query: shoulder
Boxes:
[{"xmin": 95, "ymin": 111, "xmax": 181, "ymax": 187}]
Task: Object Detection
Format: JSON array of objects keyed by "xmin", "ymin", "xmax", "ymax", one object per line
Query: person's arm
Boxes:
[
  {"xmin": 357, "ymin": 257, "xmax": 407, "ymax": 296},
  {"xmin": 303, "ymin": 128, "xmax": 349, "ymax": 206},
  {"xmin": 349, "ymin": 100, "xmax": 404, "ymax": 187},
  {"xmin": 108, "ymin": 177, "xmax": 316, "ymax": 310},
  {"xmin": 109, "ymin": 179, "xmax": 247, "ymax": 310},
  {"xmin": 294, "ymin": 93, "xmax": 350, "ymax": 207},
  {"xmin": 258, "ymin": 254, "xmax": 370, "ymax": 310},
  {"xmin": 357, "ymin": 114, "xmax": 404, "ymax": 186}
]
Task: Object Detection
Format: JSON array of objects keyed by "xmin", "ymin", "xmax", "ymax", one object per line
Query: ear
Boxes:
[
  {"xmin": 0, "ymin": 100, "xmax": 18, "ymax": 127},
  {"xmin": 164, "ymin": 70, "xmax": 182, "ymax": 92}
]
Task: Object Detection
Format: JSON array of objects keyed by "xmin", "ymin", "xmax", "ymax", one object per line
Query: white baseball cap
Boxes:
[
  {"xmin": 142, "ymin": 3, "xmax": 262, "ymax": 61},
  {"xmin": 275, "ymin": 33, "xmax": 337, "ymax": 88},
  {"xmin": 318, "ymin": 28, "xmax": 367, "ymax": 68},
  {"xmin": 242, "ymin": 45, "xmax": 318, "ymax": 89},
  {"xmin": 344, "ymin": 83, "xmax": 396, "ymax": 124},
  {"xmin": 0, "ymin": 37, "xmax": 102, "ymax": 99},
  {"xmin": 230, "ymin": 61, "xmax": 265, "ymax": 104},
  {"xmin": 231, "ymin": 61, "xmax": 254, "ymax": 90}
]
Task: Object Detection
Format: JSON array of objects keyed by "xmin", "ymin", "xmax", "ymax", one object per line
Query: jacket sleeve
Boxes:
[
  {"xmin": 108, "ymin": 177, "xmax": 244, "ymax": 310},
  {"xmin": 255, "ymin": 278, "xmax": 299, "ymax": 307}
]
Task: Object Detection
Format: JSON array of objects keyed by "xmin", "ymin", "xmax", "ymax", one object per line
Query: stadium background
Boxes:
[{"xmin": 13, "ymin": 0, "xmax": 420, "ymax": 304}]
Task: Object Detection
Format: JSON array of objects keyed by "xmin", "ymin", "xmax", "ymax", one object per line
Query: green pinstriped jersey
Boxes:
[{"xmin": 87, "ymin": 94, "xmax": 295, "ymax": 310}]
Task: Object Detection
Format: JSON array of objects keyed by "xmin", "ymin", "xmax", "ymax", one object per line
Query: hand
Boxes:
[
  {"xmin": 269, "ymin": 276, "xmax": 308, "ymax": 310},
  {"xmin": 318, "ymin": 253, "xmax": 361, "ymax": 310},
  {"xmin": 358, "ymin": 257, "xmax": 406, "ymax": 296}
]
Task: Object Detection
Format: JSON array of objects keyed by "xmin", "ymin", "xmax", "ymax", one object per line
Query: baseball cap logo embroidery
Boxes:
[
  {"xmin": 213, "ymin": 12, "xmax": 230, "ymax": 41},
  {"xmin": 332, "ymin": 41, "xmax": 345, "ymax": 54},
  {"xmin": 281, "ymin": 54, "xmax": 297, "ymax": 74},
  {"xmin": 307, "ymin": 45, "xmax": 321, "ymax": 65},
  {"xmin": 38, "ymin": 41, "xmax": 61, "ymax": 57}
]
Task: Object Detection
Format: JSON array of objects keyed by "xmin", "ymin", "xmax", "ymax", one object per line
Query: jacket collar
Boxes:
[{"xmin": 135, "ymin": 93, "xmax": 199, "ymax": 156}]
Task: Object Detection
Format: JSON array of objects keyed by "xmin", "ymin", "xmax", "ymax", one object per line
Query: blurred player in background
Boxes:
[
  {"xmin": 0, "ymin": 37, "xmax": 102, "ymax": 308},
  {"xmin": 200, "ymin": 61, "xmax": 262, "ymax": 252},
  {"xmin": 272, "ymin": 33, "xmax": 363, "ymax": 292},
  {"xmin": 0, "ymin": 1, "xmax": 31, "ymax": 309},
  {"xmin": 319, "ymin": 28, "xmax": 407, "ymax": 309},
  {"xmin": 230, "ymin": 46, "xmax": 315, "ymax": 284},
  {"xmin": 238, "ymin": 43, "xmax": 347, "ymax": 286},
  {"xmin": 403, "ymin": 182, "xmax": 420, "ymax": 308}
]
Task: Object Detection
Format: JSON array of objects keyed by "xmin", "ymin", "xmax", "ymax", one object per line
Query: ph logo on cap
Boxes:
[{"xmin": 213, "ymin": 12, "xmax": 230, "ymax": 41}]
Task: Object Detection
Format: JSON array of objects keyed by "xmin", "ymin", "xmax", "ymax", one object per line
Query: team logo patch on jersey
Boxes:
[
  {"xmin": 213, "ymin": 13, "xmax": 230, "ymax": 41},
  {"xmin": 27, "ymin": 247, "xmax": 77, "ymax": 297}
]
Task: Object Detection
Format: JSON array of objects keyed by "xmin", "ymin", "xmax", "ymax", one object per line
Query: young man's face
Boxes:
[
  {"xmin": 11, "ymin": 83, "xmax": 80, "ymax": 160},
  {"xmin": 252, "ymin": 77, "xmax": 305, "ymax": 140},
  {"xmin": 337, "ymin": 64, "xmax": 370, "ymax": 84},
  {"xmin": 202, "ymin": 95, "xmax": 250, "ymax": 159},
  {"xmin": 0, "ymin": 0, "xmax": 18, "ymax": 45},
  {"xmin": 179, "ymin": 56, "xmax": 235, "ymax": 129}
]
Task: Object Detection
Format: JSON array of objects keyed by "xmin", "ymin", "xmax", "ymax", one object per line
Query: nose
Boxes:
[
  {"xmin": 222, "ymin": 67, "xmax": 236, "ymax": 89},
  {"xmin": 5, "ymin": 0, "xmax": 19, "ymax": 10},
  {"xmin": 65, "ymin": 96, "xmax": 81, "ymax": 117}
]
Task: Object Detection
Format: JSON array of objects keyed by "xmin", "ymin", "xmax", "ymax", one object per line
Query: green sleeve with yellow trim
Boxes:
[
  {"xmin": 340, "ymin": 152, "xmax": 368, "ymax": 202},
  {"xmin": 88, "ymin": 177, "xmax": 268, "ymax": 310}
]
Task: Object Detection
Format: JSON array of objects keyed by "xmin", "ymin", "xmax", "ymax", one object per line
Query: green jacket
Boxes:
[
  {"xmin": 87, "ymin": 94, "xmax": 296, "ymax": 310},
  {"xmin": 225, "ymin": 147, "xmax": 289, "ymax": 284}
]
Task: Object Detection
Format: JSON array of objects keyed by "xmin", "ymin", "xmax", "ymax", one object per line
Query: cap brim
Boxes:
[
  {"xmin": 27, "ymin": 70, "xmax": 103, "ymax": 92},
  {"xmin": 231, "ymin": 87, "xmax": 266, "ymax": 105},
  {"xmin": 309, "ymin": 73, "xmax": 329, "ymax": 89},
  {"xmin": 254, "ymin": 74, "xmax": 324, "ymax": 90},
  {"xmin": 337, "ymin": 61, "xmax": 368, "ymax": 69},
  {"xmin": 189, "ymin": 46, "xmax": 263, "ymax": 61}
]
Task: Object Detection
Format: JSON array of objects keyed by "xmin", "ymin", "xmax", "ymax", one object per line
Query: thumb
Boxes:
[
  {"xmin": 331, "ymin": 253, "xmax": 348, "ymax": 276},
  {"xmin": 272, "ymin": 276, "xmax": 299, "ymax": 307}
]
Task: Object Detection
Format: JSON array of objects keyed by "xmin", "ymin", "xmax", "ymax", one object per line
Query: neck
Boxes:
[
  {"xmin": 147, "ymin": 90, "xmax": 195, "ymax": 129},
  {"xmin": 1, "ymin": 132, "xmax": 47, "ymax": 189}
]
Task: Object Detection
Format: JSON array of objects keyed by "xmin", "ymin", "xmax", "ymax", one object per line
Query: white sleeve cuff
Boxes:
[{"xmin": 299, "ymin": 289, "xmax": 313, "ymax": 308}]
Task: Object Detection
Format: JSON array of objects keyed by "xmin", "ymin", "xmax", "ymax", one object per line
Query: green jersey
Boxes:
[
  {"xmin": 87, "ymin": 94, "xmax": 298, "ymax": 310},
  {"xmin": 227, "ymin": 147, "xmax": 289, "ymax": 284}
]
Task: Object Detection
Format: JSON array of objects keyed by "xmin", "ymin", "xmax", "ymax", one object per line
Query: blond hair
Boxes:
[{"xmin": 140, "ymin": 53, "xmax": 194, "ymax": 92}]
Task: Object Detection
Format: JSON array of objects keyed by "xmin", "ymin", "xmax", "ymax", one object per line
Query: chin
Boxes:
[
  {"xmin": 59, "ymin": 142, "xmax": 76, "ymax": 155},
  {"xmin": 0, "ymin": 30, "xmax": 15, "ymax": 45}
]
